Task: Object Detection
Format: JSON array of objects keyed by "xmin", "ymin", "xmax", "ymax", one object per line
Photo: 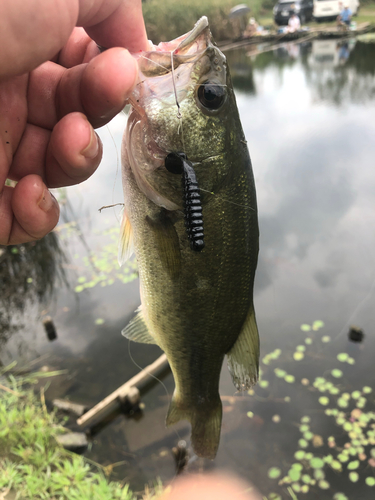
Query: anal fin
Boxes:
[
  {"xmin": 121, "ymin": 307, "xmax": 157, "ymax": 344},
  {"xmin": 226, "ymin": 307, "xmax": 259, "ymax": 391}
]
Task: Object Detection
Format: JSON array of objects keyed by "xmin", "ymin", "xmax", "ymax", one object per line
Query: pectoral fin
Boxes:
[
  {"xmin": 146, "ymin": 212, "xmax": 181, "ymax": 279},
  {"xmin": 226, "ymin": 307, "xmax": 259, "ymax": 391},
  {"xmin": 122, "ymin": 307, "xmax": 157, "ymax": 345},
  {"xmin": 118, "ymin": 209, "xmax": 134, "ymax": 267}
]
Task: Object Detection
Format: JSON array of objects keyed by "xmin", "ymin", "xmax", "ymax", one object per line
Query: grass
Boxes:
[{"xmin": 0, "ymin": 367, "xmax": 162, "ymax": 500}]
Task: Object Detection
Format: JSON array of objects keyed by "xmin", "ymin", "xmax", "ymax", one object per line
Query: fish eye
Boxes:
[{"xmin": 197, "ymin": 82, "xmax": 226, "ymax": 110}]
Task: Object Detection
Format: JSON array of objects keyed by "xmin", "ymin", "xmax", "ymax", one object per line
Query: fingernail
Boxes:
[
  {"xmin": 38, "ymin": 188, "xmax": 56, "ymax": 212},
  {"xmin": 81, "ymin": 126, "xmax": 99, "ymax": 159}
]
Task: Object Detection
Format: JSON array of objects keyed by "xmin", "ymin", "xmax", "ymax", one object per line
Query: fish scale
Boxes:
[{"xmin": 120, "ymin": 17, "xmax": 259, "ymax": 459}]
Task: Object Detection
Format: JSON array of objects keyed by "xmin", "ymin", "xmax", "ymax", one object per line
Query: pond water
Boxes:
[{"xmin": 2, "ymin": 38, "xmax": 375, "ymax": 499}]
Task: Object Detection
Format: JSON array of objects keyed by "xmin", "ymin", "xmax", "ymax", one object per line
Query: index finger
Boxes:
[{"xmin": 82, "ymin": 0, "xmax": 148, "ymax": 53}]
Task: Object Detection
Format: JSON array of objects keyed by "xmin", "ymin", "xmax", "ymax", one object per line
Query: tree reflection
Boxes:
[{"xmin": 0, "ymin": 232, "xmax": 68, "ymax": 345}]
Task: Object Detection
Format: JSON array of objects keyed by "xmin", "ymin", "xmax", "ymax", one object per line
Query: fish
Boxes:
[{"xmin": 120, "ymin": 16, "xmax": 259, "ymax": 459}]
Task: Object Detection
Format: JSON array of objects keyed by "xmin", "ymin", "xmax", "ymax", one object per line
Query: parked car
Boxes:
[
  {"xmin": 313, "ymin": 0, "xmax": 360, "ymax": 22},
  {"xmin": 273, "ymin": 0, "xmax": 314, "ymax": 25}
]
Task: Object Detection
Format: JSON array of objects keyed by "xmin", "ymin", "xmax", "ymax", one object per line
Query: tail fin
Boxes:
[{"xmin": 166, "ymin": 392, "xmax": 222, "ymax": 459}]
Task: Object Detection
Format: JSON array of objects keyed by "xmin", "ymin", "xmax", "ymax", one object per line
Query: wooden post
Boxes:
[{"xmin": 77, "ymin": 353, "xmax": 169, "ymax": 429}]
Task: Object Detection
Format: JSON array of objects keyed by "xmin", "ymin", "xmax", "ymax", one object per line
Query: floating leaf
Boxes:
[
  {"xmin": 312, "ymin": 320, "xmax": 324, "ymax": 330},
  {"xmin": 295, "ymin": 450, "xmax": 305, "ymax": 460},
  {"xmin": 299, "ymin": 439, "xmax": 308, "ymax": 448},
  {"xmin": 296, "ymin": 345, "xmax": 306, "ymax": 352},
  {"xmin": 268, "ymin": 467, "xmax": 281, "ymax": 479},
  {"xmin": 318, "ymin": 480, "xmax": 330, "ymax": 489},
  {"xmin": 300, "ymin": 484, "xmax": 309, "ymax": 493},
  {"xmin": 259, "ymin": 380, "xmax": 269, "ymax": 389},
  {"xmin": 331, "ymin": 369, "xmax": 343, "ymax": 378},
  {"xmin": 338, "ymin": 398, "xmax": 349, "ymax": 408},
  {"xmin": 95, "ymin": 318, "xmax": 105, "ymax": 325},
  {"xmin": 337, "ymin": 353, "xmax": 349, "ymax": 362},
  {"xmin": 363, "ymin": 386, "xmax": 373, "ymax": 394},
  {"xmin": 331, "ymin": 460, "xmax": 342, "ymax": 470},
  {"xmin": 291, "ymin": 463, "xmax": 303, "ymax": 471},
  {"xmin": 301, "ymin": 378, "xmax": 309, "ymax": 385},
  {"xmin": 300, "ymin": 425, "xmax": 310, "ymax": 433},
  {"xmin": 301, "ymin": 324, "xmax": 311, "ymax": 332},
  {"xmin": 365, "ymin": 477, "xmax": 375, "ymax": 486},
  {"xmin": 302, "ymin": 474, "xmax": 311, "ymax": 484},
  {"xmin": 333, "ymin": 494, "xmax": 348, "ymax": 500},
  {"xmin": 268, "ymin": 494, "xmax": 282, "ymax": 500},
  {"xmin": 247, "ymin": 411, "xmax": 254, "ymax": 418},
  {"xmin": 274, "ymin": 368, "xmax": 287, "ymax": 378},
  {"xmin": 305, "ymin": 338, "xmax": 313, "ymax": 345},
  {"xmin": 285, "ymin": 375, "xmax": 295, "ymax": 383},
  {"xmin": 319, "ymin": 396, "xmax": 329, "ymax": 406},
  {"xmin": 301, "ymin": 416, "xmax": 311, "ymax": 423},
  {"xmin": 347, "ymin": 357, "xmax": 355, "ymax": 365},
  {"xmin": 314, "ymin": 469, "xmax": 325, "ymax": 480},
  {"xmin": 288, "ymin": 469, "xmax": 301, "ymax": 482},
  {"xmin": 304, "ymin": 432, "xmax": 314, "ymax": 441},
  {"xmin": 321, "ymin": 336, "xmax": 331, "ymax": 343},
  {"xmin": 351, "ymin": 391, "xmax": 361, "ymax": 400},
  {"xmin": 310, "ymin": 458, "xmax": 324, "ymax": 469},
  {"xmin": 293, "ymin": 352, "xmax": 304, "ymax": 361},
  {"xmin": 349, "ymin": 472, "xmax": 359, "ymax": 482},
  {"xmin": 272, "ymin": 414, "xmax": 281, "ymax": 423}
]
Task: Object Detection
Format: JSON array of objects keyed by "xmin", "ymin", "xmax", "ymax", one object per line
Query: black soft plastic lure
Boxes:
[{"xmin": 165, "ymin": 152, "xmax": 204, "ymax": 252}]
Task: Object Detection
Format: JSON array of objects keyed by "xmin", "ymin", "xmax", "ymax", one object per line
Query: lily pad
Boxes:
[
  {"xmin": 301, "ymin": 324, "xmax": 311, "ymax": 332},
  {"xmin": 319, "ymin": 396, "xmax": 329, "ymax": 406},
  {"xmin": 337, "ymin": 353, "xmax": 349, "ymax": 362},
  {"xmin": 347, "ymin": 460, "xmax": 359, "ymax": 470},
  {"xmin": 293, "ymin": 352, "xmax": 304, "ymax": 361},
  {"xmin": 365, "ymin": 477, "xmax": 375, "ymax": 486},
  {"xmin": 331, "ymin": 369, "xmax": 343, "ymax": 378}
]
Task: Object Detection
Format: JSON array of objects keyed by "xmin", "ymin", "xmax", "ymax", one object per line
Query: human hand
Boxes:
[
  {"xmin": 161, "ymin": 474, "xmax": 262, "ymax": 500},
  {"xmin": 0, "ymin": 0, "xmax": 148, "ymax": 245}
]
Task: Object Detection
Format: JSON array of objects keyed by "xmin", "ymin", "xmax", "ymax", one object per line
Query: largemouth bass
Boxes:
[{"xmin": 120, "ymin": 17, "xmax": 259, "ymax": 459}]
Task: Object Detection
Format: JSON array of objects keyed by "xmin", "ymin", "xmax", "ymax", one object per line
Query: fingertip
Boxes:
[
  {"xmin": 10, "ymin": 175, "xmax": 60, "ymax": 243},
  {"xmin": 47, "ymin": 112, "xmax": 102, "ymax": 187}
]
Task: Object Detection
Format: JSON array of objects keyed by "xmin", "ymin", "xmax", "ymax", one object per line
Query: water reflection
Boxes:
[{"xmin": 0, "ymin": 233, "xmax": 67, "ymax": 346}]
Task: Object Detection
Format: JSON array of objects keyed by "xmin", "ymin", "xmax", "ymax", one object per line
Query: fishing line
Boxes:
[{"xmin": 127, "ymin": 341, "xmax": 182, "ymax": 442}]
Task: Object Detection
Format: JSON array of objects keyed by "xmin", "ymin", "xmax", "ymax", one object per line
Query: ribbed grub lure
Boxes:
[{"xmin": 165, "ymin": 152, "xmax": 204, "ymax": 251}]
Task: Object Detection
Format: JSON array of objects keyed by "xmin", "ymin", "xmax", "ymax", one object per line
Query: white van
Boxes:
[{"xmin": 313, "ymin": 0, "xmax": 360, "ymax": 21}]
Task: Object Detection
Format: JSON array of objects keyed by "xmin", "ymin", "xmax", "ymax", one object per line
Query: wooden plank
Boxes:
[{"xmin": 77, "ymin": 353, "xmax": 169, "ymax": 429}]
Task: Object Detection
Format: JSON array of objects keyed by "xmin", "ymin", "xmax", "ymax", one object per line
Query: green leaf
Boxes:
[
  {"xmin": 318, "ymin": 480, "xmax": 330, "ymax": 489},
  {"xmin": 351, "ymin": 391, "xmax": 361, "ymax": 400},
  {"xmin": 274, "ymin": 369, "xmax": 287, "ymax": 378},
  {"xmin": 363, "ymin": 386, "xmax": 372, "ymax": 394},
  {"xmin": 296, "ymin": 345, "xmax": 306, "ymax": 352},
  {"xmin": 312, "ymin": 320, "xmax": 324, "ymax": 330},
  {"xmin": 310, "ymin": 458, "xmax": 324, "ymax": 469},
  {"xmin": 268, "ymin": 467, "xmax": 281, "ymax": 479},
  {"xmin": 301, "ymin": 324, "xmax": 311, "ymax": 331},
  {"xmin": 365, "ymin": 477, "xmax": 375, "ymax": 486},
  {"xmin": 299, "ymin": 439, "xmax": 308, "ymax": 448},
  {"xmin": 349, "ymin": 472, "xmax": 359, "ymax": 482},
  {"xmin": 284, "ymin": 375, "xmax": 295, "ymax": 383},
  {"xmin": 259, "ymin": 380, "xmax": 269, "ymax": 389},
  {"xmin": 321, "ymin": 336, "xmax": 331, "ymax": 343},
  {"xmin": 294, "ymin": 450, "xmax": 305, "ymax": 460},
  {"xmin": 301, "ymin": 416, "xmax": 311, "ymax": 423},
  {"xmin": 337, "ymin": 353, "xmax": 349, "ymax": 362},
  {"xmin": 331, "ymin": 369, "xmax": 343, "ymax": 378},
  {"xmin": 319, "ymin": 396, "xmax": 329, "ymax": 406},
  {"xmin": 288, "ymin": 469, "xmax": 301, "ymax": 482},
  {"xmin": 293, "ymin": 352, "xmax": 304, "ymax": 361},
  {"xmin": 347, "ymin": 460, "xmax": 359, "ymax": 470}
]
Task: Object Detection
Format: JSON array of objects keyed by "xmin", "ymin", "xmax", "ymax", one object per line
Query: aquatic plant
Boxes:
[{"xmin": 246, "ymin": 321, "xmax": 375, "ymax": 500}]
